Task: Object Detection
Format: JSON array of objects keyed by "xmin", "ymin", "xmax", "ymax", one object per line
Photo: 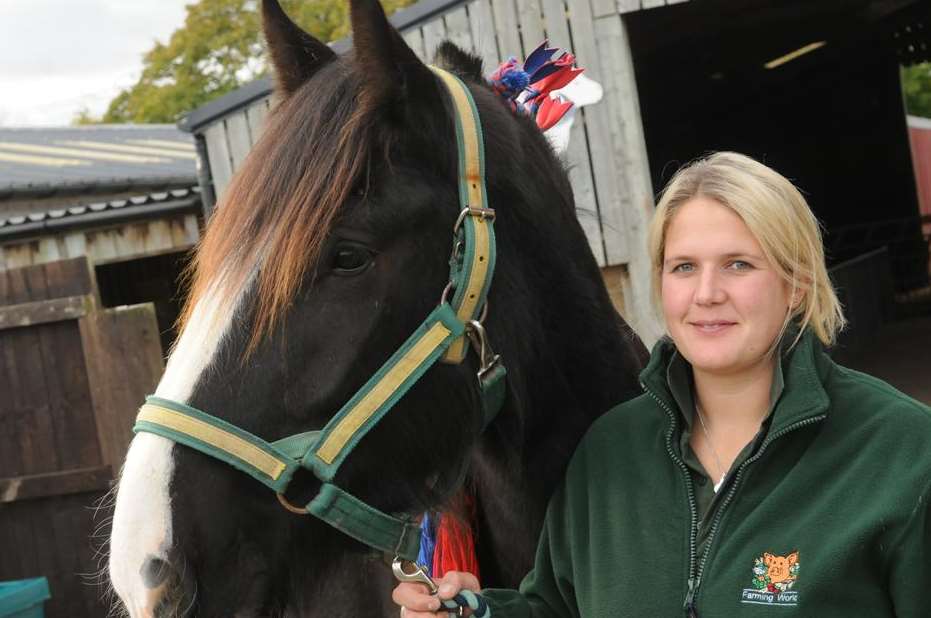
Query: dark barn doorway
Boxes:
[
  {"xmin": 95, "ymin": 251, "xmax": 189, "ymax": 354},
  {"xmin": 626, "ymin": 0, "xmax": 930, "ymax": 292}
]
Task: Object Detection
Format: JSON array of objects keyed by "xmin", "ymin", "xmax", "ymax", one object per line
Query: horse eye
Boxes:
[{"xmin": 332, "ymin": 245, "xmax": 373, "ymax": 275}]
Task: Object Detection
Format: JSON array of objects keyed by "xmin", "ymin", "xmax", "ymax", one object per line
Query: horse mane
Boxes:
[{"xmin": 179, "ymin": 61, "xmax": 386, "ymax": 351}]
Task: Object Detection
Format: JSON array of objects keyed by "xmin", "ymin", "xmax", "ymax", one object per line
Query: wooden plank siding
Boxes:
[
  {"xmin": 204, "ymin": 121, "xmax": 235, "ymax": 197},
  {"xmin": 403, "ymin": 27, "xmax": 428, "ymax": 59},
  {"xmin": 539, "ymin": 0, "xmax": 607, "ymax": 265},
  {"xmin": 225, "ymin": 112, "xmax": 254, "ymax": 169},
  {"xmin": 567, "ymin": 0, "xmax": 632, "ymax": 264},
  {"xmin": 245, "ymin": 97, "xmax": 271, "ymax": 144},
  {"xmin": 0, "ymin": 213, "xmax": 200, "ymax": 271},
  {"xmin": 422, "ymin": 14, "xmax": 449, "ymax": 60},
  {"xmin": 443, "ymin": 6, "xmax": 473, "ymax": 52},
  {"xmin": 468, "ymin": 0, "xmax": 500, "ymax": 72},
  {"xmin": 0, "ymin": 257, "xmax": 164, "ymax": 618},
  {"xmin": 592, "ymin": 9, "xmax": 663, "ymax": 343},
  {"xmin": 490, "ymin": 0, "xmax": 522, "ymax": 58},
  {"xmin": 79, "ymin": 303, "xmax": 163, "ymax": 471}
]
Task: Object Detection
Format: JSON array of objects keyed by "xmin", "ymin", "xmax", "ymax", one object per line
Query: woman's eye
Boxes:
[
  {"xmin": 727, "ymin": 260, "xmax": 753, "ymax": 271},
  {"xmin": 332, "ymin": 245, "xmax": 374, "ymax": 274},
  {"xmin": 671, "ymin": 263, "xmax": 694, "ymax": 273}
]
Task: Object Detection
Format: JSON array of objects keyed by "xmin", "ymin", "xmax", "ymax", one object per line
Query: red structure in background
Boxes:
[{"xmin": 909, "ymin": 115, "xmax": 931, "ymax": 274}]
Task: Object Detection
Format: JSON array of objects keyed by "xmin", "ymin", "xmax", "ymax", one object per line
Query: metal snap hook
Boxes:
[
  {"xmin": 392, "ymin": 557, "xmax": 439, "ymax": 594},
  {"xmin": 466, "ymin": 319, "xmax": 500, "ymax": 377}
]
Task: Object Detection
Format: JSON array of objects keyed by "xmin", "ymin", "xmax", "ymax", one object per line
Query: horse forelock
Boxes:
[{"xmin": 179, "ymin": 61, "xmax": 385, "ymax": 356}]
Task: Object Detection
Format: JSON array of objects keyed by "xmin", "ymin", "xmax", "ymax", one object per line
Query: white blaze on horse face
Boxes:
[{"xmin": 110, "ymin": 276, "xmax": 243, "ymax": 615}]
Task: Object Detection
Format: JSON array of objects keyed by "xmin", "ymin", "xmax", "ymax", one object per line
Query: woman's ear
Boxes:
[{"xmin": 789, "ymin": 280, "xmax": 806, "ymax": 311}]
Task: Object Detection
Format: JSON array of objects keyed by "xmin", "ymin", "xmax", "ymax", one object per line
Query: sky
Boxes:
[{"xmin": 0, "ymin": 0, "xmax": 192, "ymax": 127}]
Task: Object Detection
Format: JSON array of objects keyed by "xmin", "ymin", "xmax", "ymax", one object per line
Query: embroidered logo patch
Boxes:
[{"xmin": 740, "ymin": 551, "xmax": 800, "ymax": 606}]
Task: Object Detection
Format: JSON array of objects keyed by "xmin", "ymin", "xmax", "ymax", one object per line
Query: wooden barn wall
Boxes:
[
  {"xmin": 0, "ymin": 257, "xmax": 164, "ymax": 618},
  {"xmin": 0, "ymin": 213, "xmax": 200, "ymax": 272}
]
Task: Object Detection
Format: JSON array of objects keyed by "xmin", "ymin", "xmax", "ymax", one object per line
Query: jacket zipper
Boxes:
[
  {"xmin": 642, "ymin": 381, "xmax": 826, "ymax": 617},
  {"xmin": 642, "ymin": 384, "xmax": 700, "ymax": 616}
]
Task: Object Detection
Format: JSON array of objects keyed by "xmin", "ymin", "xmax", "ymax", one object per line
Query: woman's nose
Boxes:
[{"xmin": 694, "ymin": 270, "xmax": 725, "ymax": 305}]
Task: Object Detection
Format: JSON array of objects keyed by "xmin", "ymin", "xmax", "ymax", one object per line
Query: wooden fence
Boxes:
[{"xmin": 0, "ymin": 257, "xmax": 164, "ymax": 617}]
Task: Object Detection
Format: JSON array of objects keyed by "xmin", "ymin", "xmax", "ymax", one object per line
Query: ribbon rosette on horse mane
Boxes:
[{"xmin": 488, "ymin": 41, "xmax": 585, "ymax": 132}]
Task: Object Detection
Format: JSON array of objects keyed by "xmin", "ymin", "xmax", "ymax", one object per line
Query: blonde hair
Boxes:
[{"xmin": 647, "ymin": 151, "xmax": 846, "ymax": 347}]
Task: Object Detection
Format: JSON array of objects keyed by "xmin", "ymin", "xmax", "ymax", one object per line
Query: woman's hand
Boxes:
[{"xmin": 392, "ymin": 571, "xmax": 481, "ymax": 617}]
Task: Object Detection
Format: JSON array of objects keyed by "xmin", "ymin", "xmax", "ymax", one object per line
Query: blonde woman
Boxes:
[{"xmin": 395, "ymin": 152, "xmax": 931, "ymax": 617}]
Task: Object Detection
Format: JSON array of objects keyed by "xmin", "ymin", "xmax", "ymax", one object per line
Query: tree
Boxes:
[
  {"xmin": 94, "ymin": 0, "xmax": 414, "ymax": 124},
  {"xmin": 902, "ymin": 62, "xmax": 931, "ymax": 119}
]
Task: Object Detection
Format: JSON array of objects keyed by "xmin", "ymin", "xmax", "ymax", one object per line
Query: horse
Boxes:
[{"xmin": 107, "ymin": 0, "xmax": 647, "ymax": 615}]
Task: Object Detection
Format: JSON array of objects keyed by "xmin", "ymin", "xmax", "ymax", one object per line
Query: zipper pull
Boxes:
[{"xmin": 684, "ymin": 576, "xmax": 700, "ymax": 617}]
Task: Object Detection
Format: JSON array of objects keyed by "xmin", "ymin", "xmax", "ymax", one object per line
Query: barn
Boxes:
[
  {"xmin": 0, "ymin": 125, "xmax": 205, "ymax": 351},
  {"xmin": 178, "ymin": 0, "xmax": 931, "ymax": 353},
  {"xmin": 0, "ymin": 125, "xmax": 201, "ymax": 616}
]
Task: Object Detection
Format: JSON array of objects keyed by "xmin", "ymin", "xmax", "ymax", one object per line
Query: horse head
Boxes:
[{"xmin": 109, "ymin": 1, "xmax": 646, "ymax": 615}]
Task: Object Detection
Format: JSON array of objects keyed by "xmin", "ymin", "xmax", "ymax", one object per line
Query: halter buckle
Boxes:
[{"xmin": 453, "ymin": 206, "xmax": 496, "ymax": 235}]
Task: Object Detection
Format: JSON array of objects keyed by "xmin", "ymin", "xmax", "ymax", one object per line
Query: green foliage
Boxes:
[
  {"xmin": 93, "ymin": 0, "xmax": 415, "ymax": 124},
  {"xmin": 902, "ymin": 62, "xmax": 931, "ymax": 119}
]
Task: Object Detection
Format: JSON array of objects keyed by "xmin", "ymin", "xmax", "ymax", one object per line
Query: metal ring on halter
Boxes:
[
  {"xmin": 451, "ymin": 239, "xmax": 465, "ymax": 262},
  {"xmin": 276, "ymin": 492, "xmax": 310, "ymax": 515},
  {"xmin": 440, "ymin": 281, "xmax": 455, "ymax": 306}
]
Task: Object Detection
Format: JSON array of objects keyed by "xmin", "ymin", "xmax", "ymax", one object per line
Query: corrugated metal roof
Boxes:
[
  {"xmin": 0, "ymin": 186, "xmax": 201, "ymax": 242},
  {"xmin": 0, "ymin": 125, "xmax": 197, "ymax": 194}
]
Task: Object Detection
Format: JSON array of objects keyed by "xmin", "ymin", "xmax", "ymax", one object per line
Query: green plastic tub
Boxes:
[{"xmin": 0, "ymin": 578, "xmax": 51, "ymax": 618}]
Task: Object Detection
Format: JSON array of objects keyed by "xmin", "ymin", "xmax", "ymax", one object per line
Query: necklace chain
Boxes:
[{"xmin": 695, "ymin": 401, "xmax": 727, "ymax": 492}]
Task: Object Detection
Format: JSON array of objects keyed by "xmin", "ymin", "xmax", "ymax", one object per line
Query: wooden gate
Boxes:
[{"xmin": 0, "ymin": 257, "xmax": 164, "ymax": 617}]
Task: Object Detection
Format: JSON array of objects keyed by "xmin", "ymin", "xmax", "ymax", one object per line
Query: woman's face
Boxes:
[{"xmin": 661, "ymin": 197, "xmax": 792, "ymax": 377}]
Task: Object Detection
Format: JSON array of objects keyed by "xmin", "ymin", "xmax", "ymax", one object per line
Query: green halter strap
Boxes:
[{"xmin": 133, "ymin": 67, "xmax": 505, "ymax": 562}]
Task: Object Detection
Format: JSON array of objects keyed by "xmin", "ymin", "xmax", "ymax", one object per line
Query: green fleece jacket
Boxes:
[{"xmin": 483, "ymin": 330, "xmax": 931, "ymax": 617}]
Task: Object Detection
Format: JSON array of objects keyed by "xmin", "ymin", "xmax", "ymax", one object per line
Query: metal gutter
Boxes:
[
  {"xmin": 0, "ymin": 195, "xmax": 202, "ymax": 243},
  {"xmin": 0, "ymin": 175, "xmax": 198, "ymax": 202}
]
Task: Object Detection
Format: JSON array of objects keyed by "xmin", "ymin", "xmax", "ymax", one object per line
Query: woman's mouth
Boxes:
[{"xmin": 690, "ymin": 320, "xmax": 736, "ymax": 334}]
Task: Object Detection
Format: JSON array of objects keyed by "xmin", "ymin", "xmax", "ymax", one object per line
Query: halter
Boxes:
[{"xmin": 133, "ymin": 66, "xmax": 506, "ymax": 565}]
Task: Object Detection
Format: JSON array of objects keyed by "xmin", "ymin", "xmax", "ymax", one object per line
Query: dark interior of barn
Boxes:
[
  {"xmin": 95, "ymin": 251, "xmax": 189, "ymax": 354},
  {"xmin": 626, "ymin": 0, "xmax": 931, "ymax": 294}
]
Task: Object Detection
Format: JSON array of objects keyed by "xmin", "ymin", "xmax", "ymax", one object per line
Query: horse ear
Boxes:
[
  {"xmin": 434, "ymin": 41, "xmax": 484, "ymax": 82},
  {"xmin": 262, "ymin": 0, "xmax": 336, "ymax": 95},
  {"xmin": 349, "ymin": 0, "xmax": 437, "ymax": 110}
]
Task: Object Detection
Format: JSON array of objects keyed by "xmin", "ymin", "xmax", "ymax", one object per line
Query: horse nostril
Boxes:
[
  {"xmin": 140, "ymin": 554, "xmax": 197, "ymax": 617},
  {"xmin": 141, "ymin": 556, "xmax": 174, "ymax": 589}
]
